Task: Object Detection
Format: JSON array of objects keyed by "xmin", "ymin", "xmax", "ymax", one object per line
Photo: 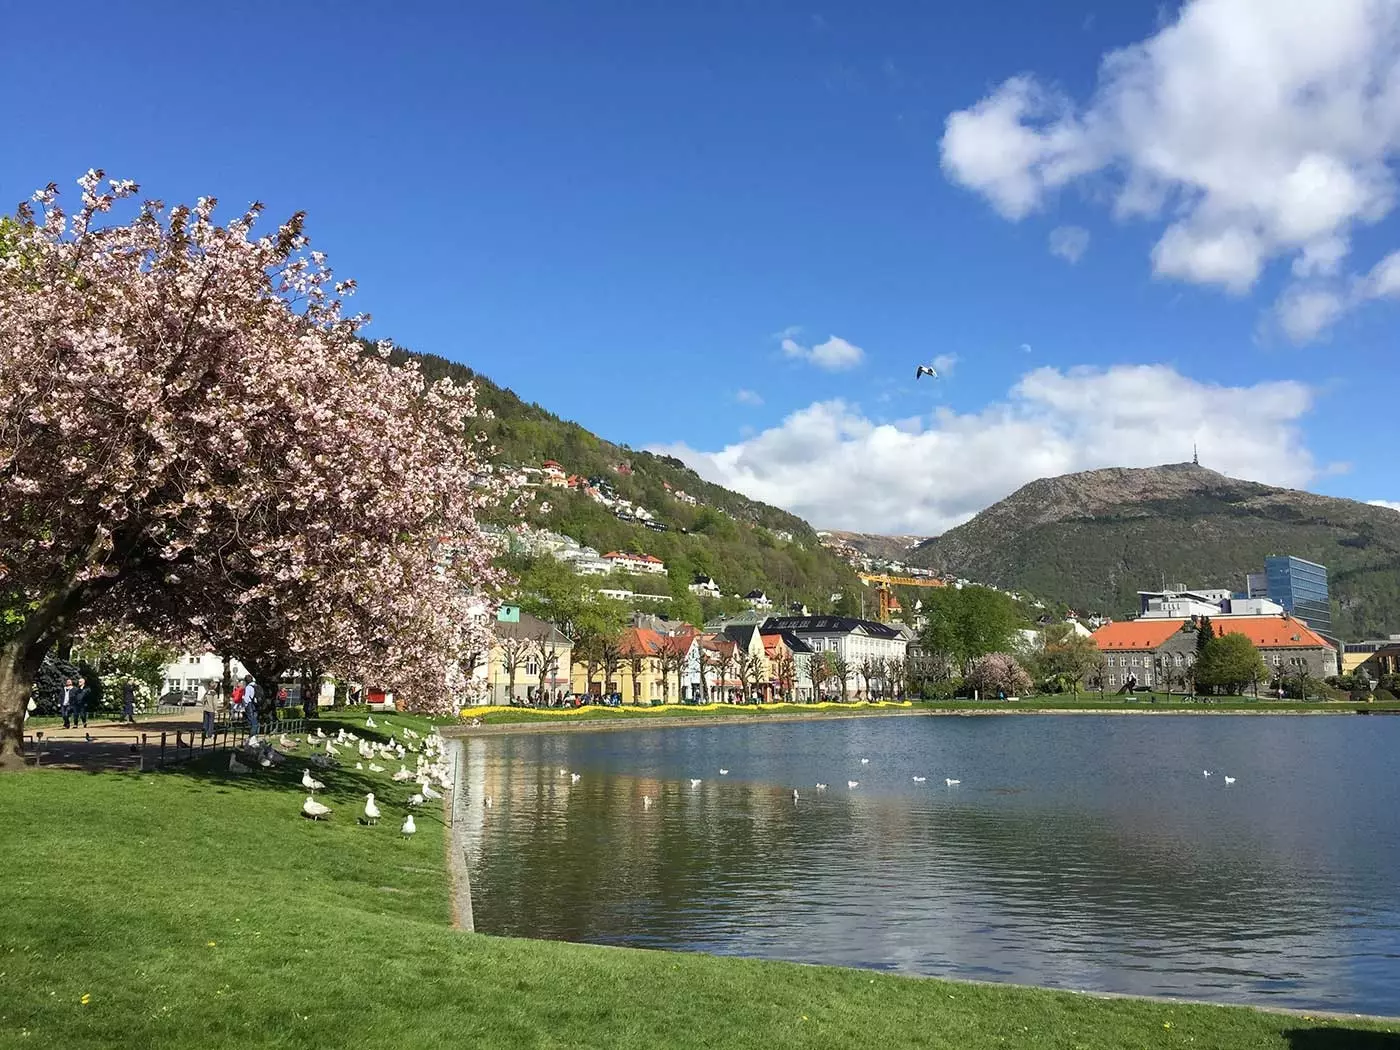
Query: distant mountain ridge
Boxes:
[
  {"xmin": 906, "ymin": 463, "xmax": 1400, "ymax": 639},
  {"xmin": 819, "ymin": 530, "xmax": 930, "ymax": 565}
]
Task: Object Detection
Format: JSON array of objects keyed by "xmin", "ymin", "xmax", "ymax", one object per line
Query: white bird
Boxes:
[
  {"xmin": 228, "ymin": 754, "xmax": 250, "ymax": 775},
  {"xmin": 689, "ymin": 778, "xmax": 702, "ymax": 787},
  {"xmin": 915, "ymin": 364, "xmax": 938, "ymax": 379},
  {"xmin": 314, "ymin": 727, "xmax": 327, "ymax": 740},
  {"xmin": 368, "ymin": 762, "xmax": 385, "ymax": 773},
  {"xmin": 558, "ymin": 768, "xmax": 569, "ymax": 776},
  {"xmin": 719, "ymin": 768, "xmax": 729, "ymax": 775},
  {"xmin": 847, "ymin": 780, "xmax": 859, "ymax": 789},
  {"xmin": 643, "ymin": 796, "xmax": 653, "ymax": 808},
  {"xmin": 401, "ymin": 814, "xmax": 416, "ymax": 837},
  {"xmin": 484, "ymin": 796, "xmax": 493, "ymax": 808},
  {"xmin": 278, "ymin": 734, "xmax": 299, "ymax": 750},
  {"xmin": 912, "ymin": 776, "xmax": 927, "ymax": 783},
  {"xmin": 407, "ymin": 793, "xmax": 425, "ymax": 807},
  {"xmin": 366, "ymin": 716, "xmax": 377, "ymax": 728},
  {"xmin": 945, "ymin": 778, "xmax": 960, "ymax": 786},
  {"xmin": 355, "ymin": 762, "xmax": 364, "ymax": 771},
  {"xmin": 302, "ymin": 796, "xmax": 331, "ymax": 820},
  {"xmin": 392, "ymin": 766, "xmax": 416, "ymax": 782},
  {"xmin": 363, "ymin": 793, "xmax": 380, "ymax": 824},
  {"xmin": 860, "ymin": 758, "xmax": 869, "ymax": 765},
  {"xmin": 570, "ymin": 772, "xmax": 581, "ymax": 783},
  {"xmin": 1224, "ymin": 776, "xmax": 1236, "ymax": 785},
  {"xmin": 421, "ymin": 782, "xmax": 442, "ymax": 801},
  {"xmin": 301, "ymin": 768, "xmax": 325, "ymax": 792},
  {"xmin": 1203, "ymin": 770, "xmax": 1212, "ymax": 777},
  {"xmin": 815, "ymin": 783, "xmax": 827, "ymax": 791},
  {"xmin": 792, "ymin": 789, "xmax": 799, "ymax": 802}
]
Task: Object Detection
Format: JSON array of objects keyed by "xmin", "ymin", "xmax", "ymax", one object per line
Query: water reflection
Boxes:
[{"xmin": 454, "ymin": 716, "xmax": 1400, "ymax": 1014}]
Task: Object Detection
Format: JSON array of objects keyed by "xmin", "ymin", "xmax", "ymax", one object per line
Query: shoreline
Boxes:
[{"xmin": 441, "ymin": 704, "xmax": 1396, "ymax": 737}]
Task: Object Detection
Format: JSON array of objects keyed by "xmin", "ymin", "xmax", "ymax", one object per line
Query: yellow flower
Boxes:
[
  {"xmin": 206, "ymin": 940, "xmax": 217, "ymax": 947},
  {"xmin": 80, "ymin": 994, "xmax": 91, "ymax": 1005},
  {"xmin": 1163, "ymin": 1021, "xmax": 1174, "ymax": 1030}
]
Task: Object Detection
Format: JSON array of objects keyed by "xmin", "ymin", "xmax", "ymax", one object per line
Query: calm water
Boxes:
[{"xmin": 451, "ymin": 715, "xmax": 1400, "ymax": 1014}]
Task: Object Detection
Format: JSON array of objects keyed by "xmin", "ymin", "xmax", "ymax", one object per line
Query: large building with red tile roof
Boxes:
[{"xmin": 1091, "ymin": 614, "xmax": 1338, "ymax": 692}]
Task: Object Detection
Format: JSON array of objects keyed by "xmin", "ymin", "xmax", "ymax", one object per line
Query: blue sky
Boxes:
[{"xmin": 3, "ymin": 0, "xmax": 1397, "ymax": 532}]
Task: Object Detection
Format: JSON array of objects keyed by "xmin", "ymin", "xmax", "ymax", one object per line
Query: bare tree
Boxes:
[
  {"xmin": 697, "ymin": 642, "xmax": 717, "ymax": 703},
  {"xmin": 498, "ymin": 634, "xmax": 533, "ymax": 704},
  {"xmin": 772, "ymin": 649, "xmax": 796, "ymax": 703},
  {"xmin": 532, "ymin": 627, "xmax": 560, "ymax": 705},
  {"xmin": 598, "ymin": 633, "xmax": 624, "ymax": 699},
  {"xmin": 885, "ymin": 657, "xmax": 906, "ymax": 701},
  {"xmin": 713, "ymin": 643, "xmax": 736, "ymax": 704},
  {"xmin": 831, "ymin": 656, "xmax": 851, "ymax": 702},
  {"xmin": 807, "ymin": 650, "xmax": 831, "ymax": 702},
  {"xmin": 858, "ymin": 657, "xmax": 879, "ymax": 700},
  {"xmin": 662, "ymin": 635, "xmax": 692, "ymax": 704},
  {"xmin": 625, "ymin": 644, "xmax": 647, "ymax": 705}
]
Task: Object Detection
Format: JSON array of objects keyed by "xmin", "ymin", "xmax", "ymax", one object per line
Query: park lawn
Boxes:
[{"xmin": 1, "ymin": 728, "xmax": 1395, "ymax": 1049}]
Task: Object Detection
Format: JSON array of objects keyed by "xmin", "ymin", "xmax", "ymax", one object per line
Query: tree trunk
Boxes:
[{"xmin": 0, "ymin": 638, "xmax": 51, "ymax": 768}]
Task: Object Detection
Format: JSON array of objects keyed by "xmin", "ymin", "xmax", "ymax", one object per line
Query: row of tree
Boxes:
[{"xmin": 1, "ymin": 175, "xmax": 507, "ymax": 764}]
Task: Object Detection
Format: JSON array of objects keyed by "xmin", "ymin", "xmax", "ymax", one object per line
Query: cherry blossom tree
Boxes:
[
  {"xmin": 0, "ymin": 172, "xmax": 509, "ymax": 766},
  {"xmin": 965, "ymin": 653, "xmax": 1033, "ymax": 699}
]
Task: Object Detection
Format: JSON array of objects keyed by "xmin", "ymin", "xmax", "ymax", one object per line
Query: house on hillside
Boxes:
[
  {"xmin": 603, "ymin": 551, "xmax": 667, "ymax": 575},
  {"xmin": 744, "ymin": 589, "xmax": 772, "ymax": 610},
  {"xmin": 689, "ymin": 575, "xmax": 721, "ymax": 598},
  {"xmin": 1090, "ymin": 615, "xmax": 1337, "ymax": 691},
  {"xmin": 540, "ymin": 460, "xmax": 568, "ymax": 488}
]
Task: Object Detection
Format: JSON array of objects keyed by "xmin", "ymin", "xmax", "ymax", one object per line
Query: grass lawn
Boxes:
[
  {"xmin": 1, "ymin": 711, "xmax": 1395, "ymax": 1049},
  {"xmin": 458, "ymin": 696, "xmax": 1400, "ymax": 725}
]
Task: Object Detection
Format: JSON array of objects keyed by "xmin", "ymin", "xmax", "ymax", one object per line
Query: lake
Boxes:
[{"xmin": 450, "ymin": 714, "xmax": 1400, "ymax": 1015}]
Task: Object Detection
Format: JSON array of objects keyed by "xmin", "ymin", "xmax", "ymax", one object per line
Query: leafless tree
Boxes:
[
  {"xmin": 497, "ymin": 634, "xmax": 532, "ymax": 704},
  {"xmin": 831, "ymin": 656, "xmax": 851, "ymax": 702},
  {"xmin": 772, "ymin": 650, "xmax": 796, "ymax": 702}
]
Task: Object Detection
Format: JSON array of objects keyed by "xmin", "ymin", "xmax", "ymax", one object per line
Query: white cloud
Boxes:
[
  {"xmin": 940, "ymin": 0, "xmax": 1400, "ymax": 337},
  {"xmin": 659, "ymin": 364, "xmax": 1317, "ymax": 534},
  {"xmin": 1368, "ymin": 499, "xmax": 1400, "ymax": 512},
  {"xmin": 781, "ymin": 332, "xmax": 865, "ymax": 371},
  {"xmin": 1048, "ymin": 225, "xmax": 1091, "ymax": 263},
  {"xmin": 930, "ymin": 353, "xmax": 959, "ymax": 376},
  {"xmin": 734, "ymin": 388, "xmax": 764, "ymax": 406}
]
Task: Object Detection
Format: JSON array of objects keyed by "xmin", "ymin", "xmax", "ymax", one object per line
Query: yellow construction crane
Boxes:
[{"xmin": 858, "ymin": 573, "xmax": 946, "ymax": 623}]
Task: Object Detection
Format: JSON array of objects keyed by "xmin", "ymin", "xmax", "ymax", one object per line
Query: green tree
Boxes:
[
  {"xmin": 1195, "ymin": 632, "xmax": 1267, "ymax": 696},
  {"xmin": 919, "ymin": 586, "xmax": 1024, "ymax": 673},
  {"xmin": 1037, "ymin": 625, "xmax": 1104, "ymax": 698},
  {"xmin": 1195, "ymin": 617, "xmax": 1214, "ymax": 658}
]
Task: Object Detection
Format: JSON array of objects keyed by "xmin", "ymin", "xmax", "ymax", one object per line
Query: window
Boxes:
[
  {"xmin": 1107, "ymin": 655, "xmax": 1116, "ymax": 667},
  {"xmin": 1107, "ymin": 674, "xmax": 1117, "ymax": 686},
  {"xmin": 525, "ymin": 660, "xmax": 539, "ymax": 676},
  {"xmin": 1273, "ymin": 654, "xmax": 1282, "ymax": 666}
]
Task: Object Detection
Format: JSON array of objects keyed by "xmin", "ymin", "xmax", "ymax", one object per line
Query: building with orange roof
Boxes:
[
  {"xmin": 602, "ymin": 551, "xmax": 667, "ymax": 575},
  {"xmin": 1092, "ymin": 614, "xmax": 1338, "ymax": 692}
]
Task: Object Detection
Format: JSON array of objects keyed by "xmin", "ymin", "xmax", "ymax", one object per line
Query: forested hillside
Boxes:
[{"xmin": 387, "ymin": 345, "xmax": 861, "ymax": 615}]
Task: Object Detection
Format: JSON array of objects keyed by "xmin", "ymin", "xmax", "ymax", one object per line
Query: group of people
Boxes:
[{"xmin": 46, "ymin": 677, "xmax": 141, "ymax": 729}]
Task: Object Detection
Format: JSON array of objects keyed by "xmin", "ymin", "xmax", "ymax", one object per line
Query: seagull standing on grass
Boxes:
[
  {"xmin": 408, "ymin": 793, "xmax": 425, "ymax": 808},
  {"xmin": 302, "ymin": 796, "xmax": 331, "ymax": 820},
  {"xmin": 401, "ymin": 814, "xmax": 416, "ymax": 837},
  {"xmin": 301, "ymin": 768, "xmax": 325, "ymax": 792},
  {"xmin": 229, "ymin": 754, "xmax": 250, "ymax": 775},
  {"xmin": 363, "ymin": 793, "xmax": 380, "ymax": 825}
]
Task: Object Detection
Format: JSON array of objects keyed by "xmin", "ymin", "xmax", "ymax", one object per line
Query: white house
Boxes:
[
  {"xmin": 689, "ymin": 575, "xmax": 722, "ymax": 598},
  {"xmin": 759, "ymin": 615, "xmax": 908, "ymax": 695},
  {"xmin": 603, "ymin": 551, "xmax": 667, "ymax": 575},
  {"xmin": 162, "ymin": 652, "xmax": 249, "ymax": 698}
]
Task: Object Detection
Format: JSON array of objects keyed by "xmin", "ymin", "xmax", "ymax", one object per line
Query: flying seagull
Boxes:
[{"xmin": 915, "ymin": 365, "xmax": 938, "ymax": 379}]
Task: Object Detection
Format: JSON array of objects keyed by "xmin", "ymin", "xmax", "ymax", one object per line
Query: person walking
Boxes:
[
  {"xmin": 60, "ymin": 677, "xmax": 75, "ymax": 729},
  {"xmin": 71, "ymin": 675, "xmax": 92, "ymax": 729},
  {"xmin": 243, "ymin": 677, "xmax": 259, "ymax": 738},
  {"xmin": 122, "ymin": 681, "xmax": 137, "ymax": 724},
  {"xmin": 200, "ymin": 683, "xmax": 217, "ymax": 737}
]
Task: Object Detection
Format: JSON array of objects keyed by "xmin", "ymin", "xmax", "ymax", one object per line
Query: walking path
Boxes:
[{"xmin": 21, "ymin": 709, "xmax": 206, "ymax": 771}]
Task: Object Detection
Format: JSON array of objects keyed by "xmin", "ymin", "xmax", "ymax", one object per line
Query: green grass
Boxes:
[{"xmin": 1, "ymin": 712, "xmax": 1395, "ymax": 1049}]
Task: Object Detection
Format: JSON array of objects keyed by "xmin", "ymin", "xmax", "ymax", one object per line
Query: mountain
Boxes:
[
  {"xmin": 389, "ymin": 347, "xmax": 861, "ymax": 614},
  {"xmin": 907, "ymin": 463, "xmax": 1400, "ymax": 639},
  {"xmin": 819, "ymin": 530, "xmax": 930, "ymax": 565}
]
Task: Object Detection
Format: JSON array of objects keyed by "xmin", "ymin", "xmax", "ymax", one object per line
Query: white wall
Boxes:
[{"xmin": 162, "ymin": 652, "xmax": 248, "ymax": 696}]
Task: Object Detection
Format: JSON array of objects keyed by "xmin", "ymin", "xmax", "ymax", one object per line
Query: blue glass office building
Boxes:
[{"xmin": 1264, "ymin": 555, "xmax": 1332, "ymax": 638}]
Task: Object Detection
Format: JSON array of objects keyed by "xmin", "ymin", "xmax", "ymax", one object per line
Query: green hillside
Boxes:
[
  {"xmin": 908, "ymin": 463, "xmax": 1400, "ymax": 640},
  {"xmin": 389, "ymin": 345, "xmax": 860, "ymax": 615}
]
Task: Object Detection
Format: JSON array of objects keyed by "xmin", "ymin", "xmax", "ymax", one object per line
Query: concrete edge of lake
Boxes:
[
  {"xmin": 442, "ymin": 757, "xmax": 475, "ymax": 933},
  {"xmin": 441, "ymin": 705, "xmax": 1395, "ymax": 738}
]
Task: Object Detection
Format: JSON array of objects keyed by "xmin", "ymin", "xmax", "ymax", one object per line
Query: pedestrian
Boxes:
[
  {"xmin": 200, "ymin": 683, "xmax": 217, "ymax": 737},
  {"xmin": 25, "ymin": 697, "xmax": 36, "ymax": 725},
  {"xmin": 71, "ymin": 675, "xmax": 91, "ymax": 729},
  {"xmin": 243, "ymin": 677, "xmax": 259, "ymax": 738},
  {"xmin": 122, "ymin": 681, "xmax": 137, "ymax": 724},
  {"xmin": 60, "ymin": 677, "xmax": 75, "ymax": 729}
]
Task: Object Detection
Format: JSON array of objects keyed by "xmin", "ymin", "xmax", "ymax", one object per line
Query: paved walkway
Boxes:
[{"xmin": 21, "ymin": 709, "xmax": 210, "ymax": 771}]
